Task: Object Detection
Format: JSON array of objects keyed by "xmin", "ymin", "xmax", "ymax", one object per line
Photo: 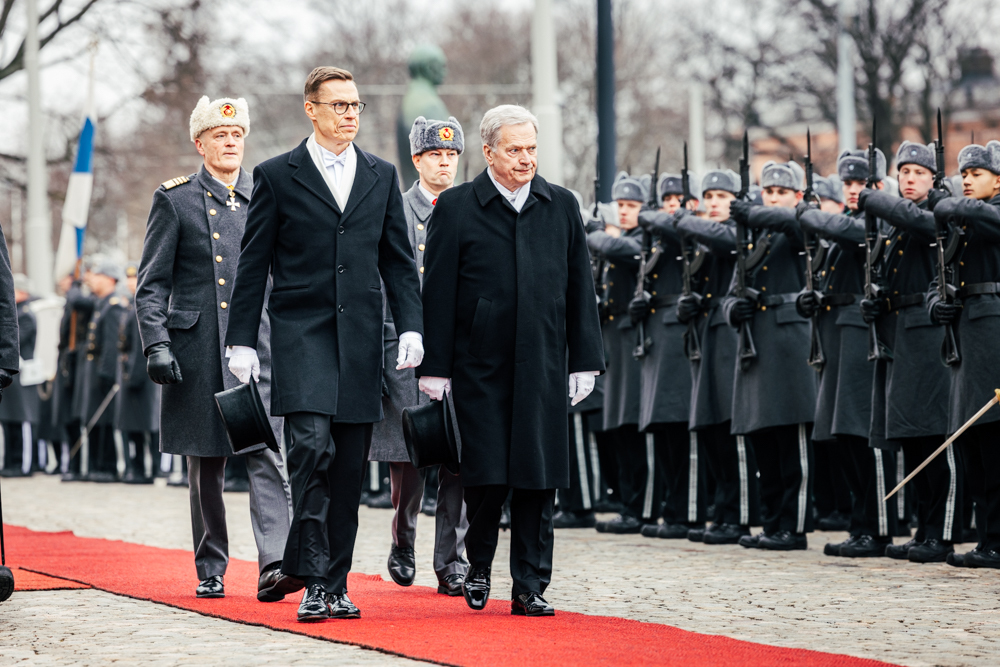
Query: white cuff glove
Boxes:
[
  {"xmin": 396, "ymin": 331, "xmax": 424, "ymax": 370},
  {"xmin": 227, "ymin": 345, "xmax": 260, "ymax": 384},
  {"xmin": 569, "ymin": 371, "xmax": 599, "ymax": 406},
  {"xmin": 418, "ymin": 376, "xmax": 451, "ymax": 401}
]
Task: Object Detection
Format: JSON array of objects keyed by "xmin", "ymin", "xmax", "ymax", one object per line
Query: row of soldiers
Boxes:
[{"xmin": 569, "ymin": 136, "xmax": 1000, "ymax": 568}]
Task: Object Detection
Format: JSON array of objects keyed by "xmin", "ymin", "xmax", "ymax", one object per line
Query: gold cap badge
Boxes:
[
  {"xmin": 221, "ymin": 103, "xmax": 236, "ymax": 118},
  {"xmin": 439, "ymin": 127, "xmax": 454, "ymax": 141}
]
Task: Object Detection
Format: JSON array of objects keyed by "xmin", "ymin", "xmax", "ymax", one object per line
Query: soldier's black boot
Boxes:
[
  {"xmin": 840, "ymin": 535, "xmax": 892, "ymax": 558},
  {"xmin": 908, "ymin": 538, "xmax": 954, "ymax": 563},
  {"xmin": 885, "ymin": 538, "xmax": 922, "ymax": 560}
]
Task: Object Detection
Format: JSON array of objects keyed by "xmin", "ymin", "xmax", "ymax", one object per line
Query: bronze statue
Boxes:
[{"xmin": 397, "ymin": 44, "xmax": 450, "ymax": 189}]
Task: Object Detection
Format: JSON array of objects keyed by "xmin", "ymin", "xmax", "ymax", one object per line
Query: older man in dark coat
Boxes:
[
  {"xmin": 224, "ymin": 67, "xmax": 424, "ymax": 622},
  {"xmin": 137, "ymin": 95, "xmax": 296, "ymax": 603},
  {"xmin": 419, "ymin": 104, "xmax": 605, "ymax": 617}
]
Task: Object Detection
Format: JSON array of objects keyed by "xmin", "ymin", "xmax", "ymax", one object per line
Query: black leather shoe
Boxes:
[
  {"xmin": 297, "ymin": 584, "xmax": 330, "ymax": 622},
  {"xmin": 511, "ymin": 592, "xmax": 555, "ymax": 617},
  {"xmin": 817, "ymin": 511, "xmax": 851, "ymax": 532},
  {"xmin": 196, "ymin": 575, "xmax": 224, "ymax": 598},
  {"xmin": 258, "ymin": 565, "xmax": 304, "ymax": 602},
  {"xmin": 959, "ymin": 548, "xmax": 1000, "ymax": 569},
  {"xmin": 739, "ymin": 532, "xmax": 768, "ymax": 549},
  {"xmin": 947, "ymin": 550, "xmax": 973, "ymax": 567},
  {"xmin": 387, "ymin": 545, "xmax": 416, "ymax": 586},
  {"xmin": 640, "ymin": 523, "xmax": 661, "ymax": 538},
  {"xmin": 657, "ymin": 523, "xmax": 693, "ymax": 539},
  {"xmin": 759, "ymin": 530, "xmax": 807, "ymax": 551},
  {"xmin": 553, "ymin": 510, "xmax": 597, "ymax": 529},
  {"xmin": 824, "ymin": 536, "xmax": 855, "ymax": 556},
  {"xmin": 687, "ymin": 527, "xmax": 706, "ymax": 542},
  {"xmin": 840, "ymin": 535, "xmax": 892, "ymax": 558},
  {"xmin": 885, "ymin": 538, "xmax": 921, "ymax": 560},
  {"xmin": 908, "ymin": 538, "xmax": 953, "ymax": 563},
  {"xmin": 437, "ymin": 573, "xmax": 465, "ymax": 596},
  {"xmin": 463, "ymin": 567, "xmax": 491, "ymax": 610},
  {"xmin": 595, "ymin": 514, "xmax": 645, "ymax": 534},
  {"xmin": 703, "ymin": 523, "xmax": 750, "ymax": 545},
  {"xmin": 326, "ymin": 592, "xmax": 361, "ymax": 618}
]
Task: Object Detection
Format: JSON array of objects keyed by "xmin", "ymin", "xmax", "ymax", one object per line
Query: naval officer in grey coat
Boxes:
[
  {"xmin": 137, "ymin": 96, "xmax": 298, "ymax": 602},
  {"xmin": 373, "ymin": 116, "xmax": 469, "ymax": 595}
]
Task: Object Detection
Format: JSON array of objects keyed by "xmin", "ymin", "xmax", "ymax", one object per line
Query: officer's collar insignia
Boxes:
[
  {"xmin": 221, "ymin": 103, "xmax": 236, "ymax": 118},
  {"xmin": 439, "ymin": 127, "xmax": 454, "ymax": 141}
]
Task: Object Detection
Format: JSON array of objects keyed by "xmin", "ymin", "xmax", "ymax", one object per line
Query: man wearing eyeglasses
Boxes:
[{"xmin": 224, "ymin": 66, "xmax": 424, "ymax": 623}]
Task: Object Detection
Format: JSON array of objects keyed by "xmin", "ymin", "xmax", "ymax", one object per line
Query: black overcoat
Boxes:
[
  {"xmin": 927, "ymin": 195, "xmax": 1000, "ymax": 432},
  {"xmin": 51, "ymin": 285, "xmax": 92, "ymax": 440},
  {"xmin": 75, "ymin": 293, "xmax": 125, "ymax": 427},
  {"xmin": 116, "ymin": 303, "xmax": 160, "ymax": 433},
  {"xmin": 225, "ymin": 140, "xmax": 423, "ymax": 420},
  {"xmin": 587, "ymin": 227, "xmax": 644, "ymax": 430},
  {"xmin": 418, "ymin": 170, "xmax": 605, "ymax": 489},
  {"xmin": 0, "ymin": 225, "xmax": 17, "ymax": 373},
  {"xmin": 722, "ymin": 206, "xmax": 817, "ymax": 435},
  {"xmin": 0, "ymin": 300, "xmax": 38, "ymax": 424},
  {"xmin": 862, "ymin": 193, "xmax": 950, "ymax": 445},
  {"xmin": 799, "ymin": 209, "xmax": 872, "ymax": 441}
]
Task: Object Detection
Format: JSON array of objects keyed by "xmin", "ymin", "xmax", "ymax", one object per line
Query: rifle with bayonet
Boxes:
[
  {"xmin": 735, "ymin": 131, "xmax": 758, "ymax": 371},
  {"xmin": 803, "ymin": 128, "xmax": 825, "ymax": 369},
  {"xmin": 863, "ymin": 118, "xmax": 891, "ymax": 361},
  {"xmin": 933, "ymin": 108, "xmax": 961, "ymax": 366},
  {"xmin": 679, "ymin": 142, "xmax": 702, "ymax": 361},
  {"xmin": 633, "ymin": 147, "xmax": 660, "ymax": 359}
]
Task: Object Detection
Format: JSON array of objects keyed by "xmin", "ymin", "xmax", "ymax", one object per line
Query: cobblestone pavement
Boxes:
[{"xmin": 3, "ymin": 475, "xmax": 1000, "ymax": 666}]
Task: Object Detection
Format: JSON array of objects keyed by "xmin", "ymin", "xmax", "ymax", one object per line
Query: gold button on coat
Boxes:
[
  {"xmin": 213, "ymin": 233, "xmax": 220, "ymax": 239},
  {"xmin": 418, "ymin": 244, "xmax": 425, "ymax": 251},
  {"xmin": 207, "ymin": 192, "xmax": 212, "ymax": 197},
  {"xmin": 419, "ymin": 267, "xmax": 424, "ymax": 273},
  {"xmin": 209, "ymin": 209, "xmax": 217, "ymax": 216},
  {"xmin": 220, "ymin": 302, "xmax": 228, "ymax": 309},
  {"xmin": 216, "ymin": 255, "xmax": 223, "ymax": 263},
  {"xmin": 218, "ymin": 279, "xmax": 225, "ymax": 286},
  {"xmin": 417, "ymin": 224, "xmax": 424, "ymax": 231}
]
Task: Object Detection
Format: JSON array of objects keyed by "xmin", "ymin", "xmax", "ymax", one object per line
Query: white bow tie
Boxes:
[{"xmin": 323, "ymin": 151, "xmax": 348, "ymax": 169}]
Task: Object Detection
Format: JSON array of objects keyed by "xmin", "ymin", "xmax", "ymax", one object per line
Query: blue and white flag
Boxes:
[{"xmin": 53, "ymin": 115, "xmax": 95, "ymax": 281}]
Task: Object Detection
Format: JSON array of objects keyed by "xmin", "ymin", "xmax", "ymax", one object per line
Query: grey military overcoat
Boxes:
[
  {"xmin": 136, "ymin": 166, "xmax": 280, "ymax": 457},
  {"xmin": 115, "ymin": 303, "xmax": 160, "ymax": 433},
  {"xmin": 370, "ymin": 182, "xmax": 432, "ymax": 462},
  {"xmin": 0, "ymin": 300, "xmax": 38, "ymax": 424}
]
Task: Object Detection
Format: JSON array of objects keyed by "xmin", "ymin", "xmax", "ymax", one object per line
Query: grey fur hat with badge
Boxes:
[
  {"xmin": 760, "ymin": 160, "xmax": 804, "ymax": 191},
  {"xmin": 700, "ymin": 169, "xmax": 740, "ymax": 196},
  {"xmin": 838, "ymin": 147, "xmax": 886, "ymax": 182},
  {"xmin": 189, "ymin": 96, "xmax": 250, "ymax": 142},
  {"xmin": 91, "ymin": 256, "xmax": 123, "ymax": 282},
  {"xmin": 895, "ymin": 141, "xmax": 936, "ymax": 173},
  {"xmin": 957, "ymin": 140, "xmax": 1000, "ymax": 175},
  {"xmin": 611, "ymin": 171, "xmax": 650, "ymax": 202},
  {"xmin": 409, "ymin": 116, "xmax": 464, "ymax": 156},
  {"xmin": 658, "ymin": 172, "xmax": 699, "ymax": 201},
  {"xmin": 814, "ymin": 175, "xmax": 842, "ymax": 203}
]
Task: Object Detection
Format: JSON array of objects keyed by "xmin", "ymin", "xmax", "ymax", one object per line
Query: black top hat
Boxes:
[
  {"xmin": 402, "ymin": 396, "xmax": 459, "ymax": 475},
  {"xmin": 214, "ymin": 381, "xmax": 280, "ymax": 454}
]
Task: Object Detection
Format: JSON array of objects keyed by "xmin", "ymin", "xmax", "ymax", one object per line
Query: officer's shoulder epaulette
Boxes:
[
  {"xmin": 109, "ymin": 296, "xmax": 120, "ymax": 306},
  {"xmin": 161, "ymin": 175, "xmax": 191, "ymax": 190}
]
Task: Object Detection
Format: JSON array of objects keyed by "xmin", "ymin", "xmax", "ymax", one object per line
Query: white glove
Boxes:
[
  {"xmin": 569, "ymin": 371, "xmax": 598, "ymax": 406},
  {"xmin": 396, "ymin": 331, "xmax": 424, "ymax": 370},
  {"xmin": 227, "ymin": 345, "xmax": 260, "ymax": 384},
  {"xmin": 419, "ymin": 376, "xmax": 451, "ymax": 401}
]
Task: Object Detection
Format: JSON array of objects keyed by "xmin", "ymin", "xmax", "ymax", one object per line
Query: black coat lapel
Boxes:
[
  {"xmin": 341, "ymin": 146, "xmax": 379, "ymax": 223},
  {"xmin": 289, "ymin": 140, "xmax": 342, "ymax": 215}
]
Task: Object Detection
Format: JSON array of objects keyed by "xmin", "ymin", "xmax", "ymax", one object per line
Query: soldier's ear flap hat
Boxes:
[
  {"xmin": 895, "ymin": 141, "xmax": 936, "ymax": 173},
  {"xmin": 958, "ymin": 140, "xmax": 1000, "ymax": 175},
  {"xmin": 92, "ymin": 258, "xmax": 123, "ymax": 282},
  {"xmin": 760, "ymin": 160, "xmax": 803, "ymax": 191},
  {"xmin": 611, "ymin": 171, "xmax": 649, "ymax": 203},
  {"xmin": 657, "ymin": 172, "xmax": 699, "ymax": 201},
  {"xmin": 838, "ymin": 148, "xmax": 886, "ymax": 182},
  {"xmin": 813, "ymin": 175, "xmax": 843, "ymax": 203},
  {"xmin": 700, "ymin": 169, "xmax": 740, "ymax": 196},
  {"xmin": 409, "ymin": 116, "xmax": 465, "ymax": 156},
  {"xmin": 189, "ymin": 96, "xmax": 250, "ymax": 142}
]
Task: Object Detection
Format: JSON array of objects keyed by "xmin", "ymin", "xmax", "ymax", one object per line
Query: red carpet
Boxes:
[
  {"xmin": 11, "ymin": 567, "xmax": 90, "ymax": 591},
  {"xmin": 4, "ymin": 524, "xmax": 897, "ymax": 666}
]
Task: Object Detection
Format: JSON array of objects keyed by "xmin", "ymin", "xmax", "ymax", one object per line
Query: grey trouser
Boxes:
[
  {"xmin": 188, "ymin": 448, "xmax": 293, "ymax": 580},
  {"xmin": 390, "ymin": 461, "xmax": 469, "ymax": 580}
]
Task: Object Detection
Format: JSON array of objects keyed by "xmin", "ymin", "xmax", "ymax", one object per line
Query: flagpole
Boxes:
[{"xmin": 25, "ymin": 0, "xmax": 54, "ymax": 296}]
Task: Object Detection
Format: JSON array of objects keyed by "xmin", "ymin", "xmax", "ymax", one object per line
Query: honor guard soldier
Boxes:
[
  {"xmin": 74, "ymin": 259, "xmax": 125, "ymax": 482},
  {"xmin": 929, "ymin": 140, "xmax": 1000, "ymax": 568},
  {"xmin": 858, "ymin": 143, "xmax": 963, "ymax": 562},
  {"xmin": 798, "ymin": 159, "xmax": 899, "ymax": 557},
  {"xmin": 0, "ymin": 225, "xmax": 17, "ymax": 435},
  {"xmin": 587, "ymin": 173, "xmax": 659, "ymax": 533},
  {"xmin": 0, "ymin": 274, "xmax": 37, "ymax": 477},
  {"xmin": 372, "ymin": 116, "xmax": 469, "ymax": 595},
  {"xmin": 643, "ymin": 170, "xmax": 762, "ymax": 544},
  {"xmin": 116, "ymin": 264, "xmax": 159, "ymax": 484},
  {"xmin": 55, "ymin": 272, "xmax": 95, "ymax": 480},
  {"xmin": 631, "ymin": 171, "xmax": 708, "ymax": 539},
  {"xmin": 137, "ymin": 96, "xmax": 298, "ymax": 602},
  {"xmin": 726, "ymin": 160, "xmax": 818, "ymax": 551}
]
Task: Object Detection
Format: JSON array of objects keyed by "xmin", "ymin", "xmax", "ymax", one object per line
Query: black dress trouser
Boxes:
[
  {"xmin": 464, "ymin": 485, "xmax": 555, "ymax": 596},
  {"xmin": 899, "ymin": 435, "xmax": 962, "ymax": 543},
  {"xmin": 699, "ymin": 421, "xmax": 760, "ymax": 526},
  {"xmin": 959, "ymin": 422, "xmax": 1000, "ymax": 552},
  {"xmin": 654, "ymin": 422, "xmax": 706, "ymax": 526},
  {"xmin": 750, "ymin": 423, "xmax": 814, "ymax": 535},
  {"xmin": 813, "ymin": 439, "xmax": 852, "ymax": 519},
  {"xmin": 612, "ymin": 424, "xmax": 656, "ymax": 520},
  {"xmin": 281, "ymin": 413, "xmax": 372, "ymax": 594},
  {"xmin": 839, "ymin": 435, "xmax": 898, "ymax": 537}
]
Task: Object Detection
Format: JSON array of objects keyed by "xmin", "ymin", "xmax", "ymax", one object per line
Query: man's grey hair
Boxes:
[{"xmin": 480, "ymin": 104, "xmax": 539, "ymax": 150}]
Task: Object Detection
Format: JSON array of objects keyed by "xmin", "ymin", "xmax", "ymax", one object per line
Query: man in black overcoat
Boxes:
[
  {"xmin": 418, "ymin": 104, "xmax": 605, "ymax": 617},
  {"xmin": 0, "ymin": 275, "xmax": 38, "ymax": 476},
  {"xmin": 0, "ymin": 225, "xmax": 16, "ymax": 415},
  {"xmin": 224, "ymin": 67, "xmax": 424, "ymax": 622}
]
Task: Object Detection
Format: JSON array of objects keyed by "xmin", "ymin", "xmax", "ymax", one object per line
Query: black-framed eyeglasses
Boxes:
[{"xmin": 309, "ymin": 100, "xmax": 366, "ymax": 115}]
